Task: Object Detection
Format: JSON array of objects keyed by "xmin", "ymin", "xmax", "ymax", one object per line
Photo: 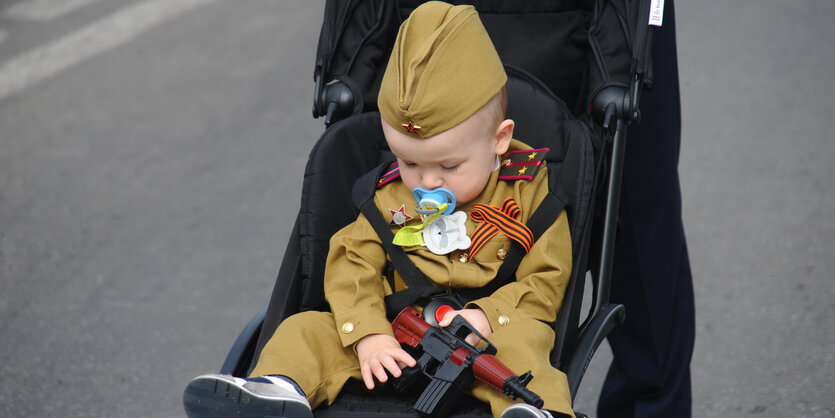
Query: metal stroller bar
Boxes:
[
  {"xmin": 566, "ymin": 74, "xmax": 642, "ymax": 399},
  {"xmin": 568, "ymin": 0, "xmax": 657, "ymax": 394},
  {"xmin": 586, "ymin": 0, "xmax": 655, "ymax": 327},
  {"xmin": 590, "ymin": 77, "xmax": 639, "ymax": 318}
]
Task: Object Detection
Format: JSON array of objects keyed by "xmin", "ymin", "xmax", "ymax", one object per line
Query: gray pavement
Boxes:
[{"xmin": 0, "ymin": 0, "xmax": 832, "ymax": 417}]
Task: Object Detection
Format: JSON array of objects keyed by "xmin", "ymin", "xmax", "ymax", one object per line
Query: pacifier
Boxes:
[
  {"xmin": 412, "ymin": 187, "xmax": 456, "ymax": 216},
  {"xmin": 393, "ymin": 187, "xmax": 469, "ymax": 255}
]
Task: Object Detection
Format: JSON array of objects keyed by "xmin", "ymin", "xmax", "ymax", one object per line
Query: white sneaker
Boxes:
[
  {"xmin": 501, "ymin": 403, "xmax": 556, "ymax": 418},
  {"xmin": 183, "ymin": 374, "xmax": 312, "ymax": 417}
]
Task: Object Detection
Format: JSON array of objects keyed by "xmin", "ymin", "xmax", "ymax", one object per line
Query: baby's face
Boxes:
[{"xmin": 382, "ymin": 108, "xmax": 509, "ymax": 206}]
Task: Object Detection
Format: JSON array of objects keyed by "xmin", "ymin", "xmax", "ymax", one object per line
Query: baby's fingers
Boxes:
[
  {"xmin": 437, "ymin": 311, "xmax": 456, "ymax": 327},
  {"xmin": 379, "ymin": 355, "xmax": 403, "ymax": 378},
  {"xmin": 360, "ymin": 362, "xmax": 377, "ymax": 390},
  {"xmin": 391, "ymin": 348, "xmax": 416, "ymax": 368},
  {"xmin": 370, "ymin": 359, "xmax": 389, "ymax": 383},
  {"xmin": 377, "ymin": 349, "xmax": 415, "ymax": 379},
  {"xmin": 464, "ymin": 333, "xmax": 482, "ymax": 346}
]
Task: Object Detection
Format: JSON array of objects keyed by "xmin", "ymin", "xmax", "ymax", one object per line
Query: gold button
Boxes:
[
  {"xmin": 496, "ymin": 248, "xmax": 507, "ymax": 260},
  {"xmin": 341, "ymin": 322, "xmax": 354, "ymax": 334},
  {"xmin": 458, "ymin": 253, "xmax": 469, "ymax": 263},
  {"xmin": 498, "ymin": 315, "xmax": 510, "ymax": 326}
]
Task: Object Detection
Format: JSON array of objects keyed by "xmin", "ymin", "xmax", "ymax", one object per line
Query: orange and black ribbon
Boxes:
[{"xmin": 468, "ymin": 198, "xmax": 534, "ymax": 260}]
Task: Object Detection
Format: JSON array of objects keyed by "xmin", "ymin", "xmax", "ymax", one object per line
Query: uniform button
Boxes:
[
  {"xmin": 498, "ymin": 315, "xmax": 510, "ymax": 326},
  {"xmin": 458, "ymin": 253, "xmax": 469, "ymax": 263},
  {"xmin": 341, "ymin": 322, "xmax": 355, "ymax": 334},
  {"xmin": 496, "ymin": 248, "xmax": 508, "ymax": 260}
]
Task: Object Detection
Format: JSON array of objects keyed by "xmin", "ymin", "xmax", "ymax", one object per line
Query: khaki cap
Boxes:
[{"xmin": 377, "ymin": 1, "xmax": 506, "ymax": 138}]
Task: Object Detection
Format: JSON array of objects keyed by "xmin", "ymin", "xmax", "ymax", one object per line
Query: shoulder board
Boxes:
[
  {"xmin": 498, "ymin": 148, "xmax": 549, "ymax": 181},
  {"xmin": 377, "ymin": 161, "xmax": 401, "ymax": 188}
]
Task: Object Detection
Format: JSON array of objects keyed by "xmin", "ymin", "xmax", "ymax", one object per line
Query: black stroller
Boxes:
[{"xmin": 204, "ymin": 0, "xmax": 660, "ymax": 416}]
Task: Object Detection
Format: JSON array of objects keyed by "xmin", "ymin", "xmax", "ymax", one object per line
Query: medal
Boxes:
[{"xmin": 389, "ymin": 204, "xmax": 414, "ymax": 227}]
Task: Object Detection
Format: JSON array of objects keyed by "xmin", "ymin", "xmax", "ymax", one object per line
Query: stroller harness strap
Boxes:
[
  {"xmin": 351, "ymin": 161, "xmax": 567, "ymax": 317},
  {"xmin": 353, "ymin": 163, "xmax": 446, "ymax": 317}
]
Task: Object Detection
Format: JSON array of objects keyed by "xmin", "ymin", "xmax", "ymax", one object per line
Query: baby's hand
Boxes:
[
  {"xmin": 437, "ymin": 308, "xmax": 492, "ymax": 346},
  {"xmin": 355, "ymin": 333, "xmax": 416, "ymax": 390}
]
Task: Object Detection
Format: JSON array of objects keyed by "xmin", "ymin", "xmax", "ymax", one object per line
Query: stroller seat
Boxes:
[{"xmin": 218, "ymin": 66, "xmax": 606, "ymax": 417}]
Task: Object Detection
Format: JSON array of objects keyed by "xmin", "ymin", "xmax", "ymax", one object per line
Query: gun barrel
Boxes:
[
  {"xmin": 503, "ymin": 376, "xmax": 544, "ymax": 408},
  {"xmin": 473, "ymin": 354, "xmax": 543, "ymax": 408},
  {"xmin": 472, "ymin": 353, "xmax": 517, "ymax": 391}
]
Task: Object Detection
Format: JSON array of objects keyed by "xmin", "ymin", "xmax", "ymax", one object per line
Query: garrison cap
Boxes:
[{"xmin": 378, "ymin": 1, "xmax": 506, "ymax": 138}]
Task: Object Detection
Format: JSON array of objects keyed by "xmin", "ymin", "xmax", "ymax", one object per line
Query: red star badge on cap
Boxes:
[
  {"xmin": 402, "ymin": 121, "xmax": 422, "ymax": 135},
  {"xmin": 389, "ymin": 204, "xmax": 414, "ymax": 226}
]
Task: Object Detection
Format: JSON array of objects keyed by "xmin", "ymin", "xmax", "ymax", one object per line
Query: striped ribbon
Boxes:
[{"xmin": 468, "ymin": 198, "xmax": 533, "ymax": 260}]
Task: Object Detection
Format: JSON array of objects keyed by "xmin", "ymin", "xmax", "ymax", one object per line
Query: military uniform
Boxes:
[{"xmin": 251, "ymin": 139, "xmax": 574, "ymax": 417}]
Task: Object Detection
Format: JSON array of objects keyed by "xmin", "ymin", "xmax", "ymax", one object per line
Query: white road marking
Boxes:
[
  {"xmin": 4, "ymin": 0, "xmax": 103, "ymax": 21},
  {"xmin": 0, "ymin": 0, "xmax": 218, "ymax": 102}
]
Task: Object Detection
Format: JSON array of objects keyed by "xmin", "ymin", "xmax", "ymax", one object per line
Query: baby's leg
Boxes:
[{"xmin": 250, "ymin": 310, "xmax": 363, "ymax": 409}]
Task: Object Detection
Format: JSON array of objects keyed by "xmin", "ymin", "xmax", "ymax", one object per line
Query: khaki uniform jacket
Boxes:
[{"xmin": 324, "ymin": 139, "xmax": 572, "ymax": 348}]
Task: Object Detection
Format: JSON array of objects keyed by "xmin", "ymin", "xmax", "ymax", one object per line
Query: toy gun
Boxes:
[{"xmin": 391, "ymin": 306, "xmax": 543, "ymax": 418}]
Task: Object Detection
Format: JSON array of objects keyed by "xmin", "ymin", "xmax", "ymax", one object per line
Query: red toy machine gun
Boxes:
[{"xmin": 391, "ymin": 306, "xmax": 543, "ymax": 417}]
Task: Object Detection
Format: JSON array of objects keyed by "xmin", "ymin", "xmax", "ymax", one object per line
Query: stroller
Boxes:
[{"xmin": 203, "ymin": 0, "xmax": 660, "ymax": 416}]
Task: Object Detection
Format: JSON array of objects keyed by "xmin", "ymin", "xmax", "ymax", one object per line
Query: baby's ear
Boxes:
[{"xmin": 494, "ymin": 119, "xmax": 514, "ymax": 155}]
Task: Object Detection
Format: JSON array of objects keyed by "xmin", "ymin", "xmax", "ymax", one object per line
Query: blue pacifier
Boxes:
[{"xmin": 412, "ymin": 187, "xmax": 456, "ymax": 216}]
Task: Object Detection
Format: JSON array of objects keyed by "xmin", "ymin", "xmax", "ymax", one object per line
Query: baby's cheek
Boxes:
[{"xmin": 400, "ymin": 176, "xmax": 419, "ymax": 193}]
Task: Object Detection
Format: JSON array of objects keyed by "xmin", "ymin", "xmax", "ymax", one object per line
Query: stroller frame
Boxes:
[{"xmin": 209, "ymin": 0, "xmax": 659, "ymax": 416}]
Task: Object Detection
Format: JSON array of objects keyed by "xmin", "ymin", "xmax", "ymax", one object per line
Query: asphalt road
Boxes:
[{"xmin": 0, "ymin": 0, "xmax": 832, "ymax": 417}]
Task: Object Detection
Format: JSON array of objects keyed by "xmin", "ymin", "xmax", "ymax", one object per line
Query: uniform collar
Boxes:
[{"xmin": 458, "ymin": 139, "xmax": 530, "ymax": 213}]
